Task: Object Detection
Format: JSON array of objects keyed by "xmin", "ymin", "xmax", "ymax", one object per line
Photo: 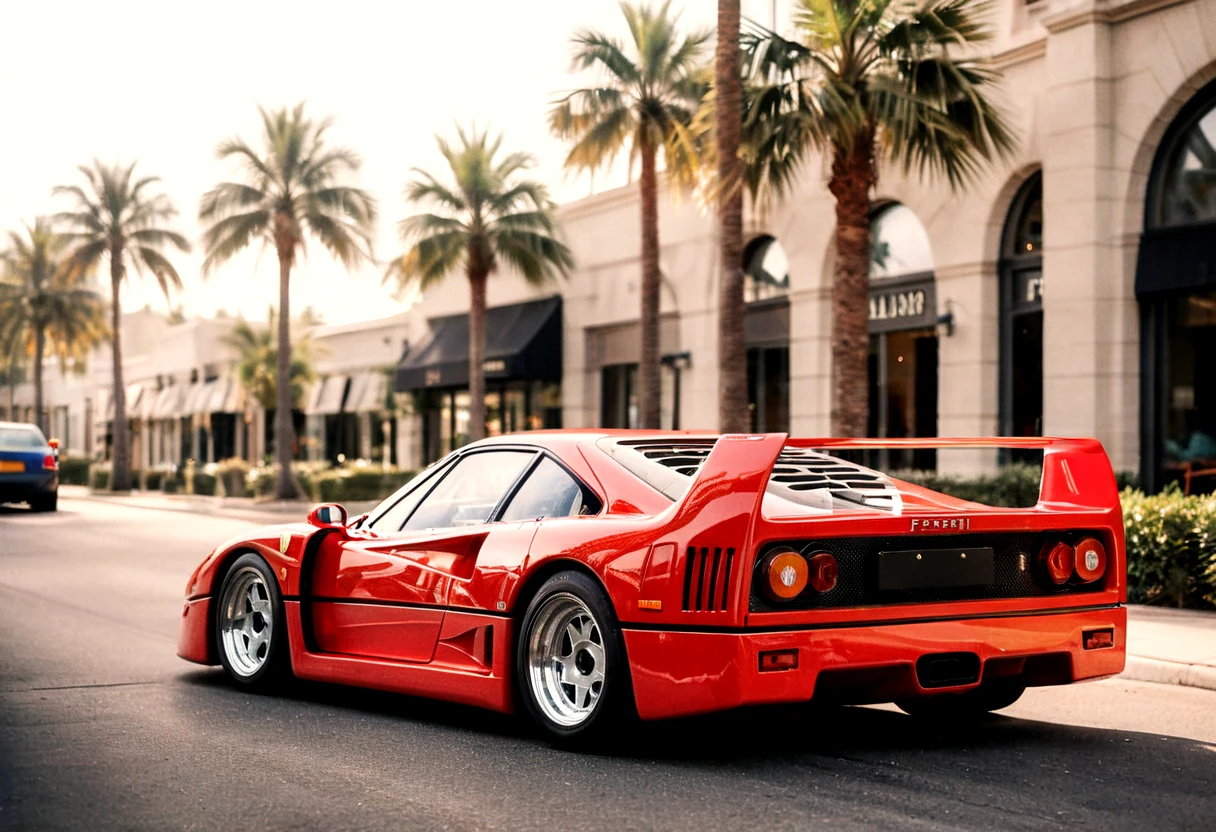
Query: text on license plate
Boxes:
[{"xmin": 0, "ymin": 460, "xmax": 25, "ymax": 473}]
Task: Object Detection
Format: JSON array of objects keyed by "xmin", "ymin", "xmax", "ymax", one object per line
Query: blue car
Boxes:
[{"xmin": 0, "ymin": 421, "xmax": 59, "ymax": 511}]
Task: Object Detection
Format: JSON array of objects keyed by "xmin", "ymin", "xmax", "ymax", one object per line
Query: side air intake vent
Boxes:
[{"xmin": 682, "ymin": 546, "xmax": 736, "ymax": 612}]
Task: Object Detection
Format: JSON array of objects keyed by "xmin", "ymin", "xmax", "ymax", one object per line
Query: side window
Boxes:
[
  {"xmin": 500, "ymin": 457, "xmax": 595, "ymax": 522},
  {"xmin": 402, "ymin": 451, "xmax": 536, "ymax": 531},
  {"xmin": 366, "ymin": 463, "xmax": 448, "ymax": 532}
]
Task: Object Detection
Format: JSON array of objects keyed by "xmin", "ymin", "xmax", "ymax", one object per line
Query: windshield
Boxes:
[{"xmin": 0, "ymin": 426, "xmax": 47, "ymax": 450}]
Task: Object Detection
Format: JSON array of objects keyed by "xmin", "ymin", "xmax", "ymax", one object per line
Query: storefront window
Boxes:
[
  {"xmin": 1000, "ymin": 173, "xmax": 1044, "ymax": 463},
  {"xmin": 747, "ymin": 346, "xmax": 789, "ymax": 433},
  {"xmin": 419, "ymin": 382, "xmax": 561, "ymax": 464},
  {"xmin": 744, "ymin": 236, "xmax": 790, "ymax": 302},
  {"xmin": 601, "ymin": 364, "xmax": 638, "ymax": 428},
  {"xmin": 1139, "ymin": 79, "xmax": 1216, "ymax": 493},
  {"xmin": 867, "ymin": 204, "xmax": 938, "ymax": 470},
  {"xmin": 1162, "ymin": 292, "xmax": 1216, "ymax": 485}
]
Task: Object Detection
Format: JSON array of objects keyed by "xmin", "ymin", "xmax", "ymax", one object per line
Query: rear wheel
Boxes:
[
  {"xmin": 896, "ymin": 681, "xmax": 1025, "ymax": 719},
  {"xmin": 29, "ymin": 492, "xmax": 57, "ymax": 512},
  {"xmin": 215, "ymin": 554, "xmax": 290, "ymax": 691},
  {"xmin": 516, "ymin": 571, "xmax": 634, "ymax": 746}
]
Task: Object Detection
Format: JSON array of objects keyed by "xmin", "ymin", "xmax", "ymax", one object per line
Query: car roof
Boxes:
[{"xmin": 0, "ymin": 421, "xmax": 43, "ymax": 432}]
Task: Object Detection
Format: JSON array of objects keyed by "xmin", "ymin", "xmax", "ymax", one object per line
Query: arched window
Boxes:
[
  {"xmin": 999, "ymin": 172, "xmax": 1044, "ymax": 454},
  {"xmin": 743, "ymin": 235, "xmax": 790, "ymax": 432},
  {"xmin": 1151, "ymin": 101, "xmax": 1216, "ymax": 227},
  {"xmin": 867, "ymin": 204, "xmax": 938, "ymax": 469},
  {"xmin": 1139, "ymin": 79, "xmax": 1216, "ymax": 493}
]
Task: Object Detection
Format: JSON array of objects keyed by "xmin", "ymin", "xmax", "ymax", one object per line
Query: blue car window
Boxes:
[{"xmin": 0, "ymin": 427, "xmax": 45, "ymax": 449}]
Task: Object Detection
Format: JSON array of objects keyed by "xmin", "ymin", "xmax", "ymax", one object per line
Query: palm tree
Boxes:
[
  {"xmin": 0, "ymin": 218, "xmax": 108, "ymax": 434},
  {"xmin": 386, "ymin": 125, "xmax": 573, "ymax": 443},
  {"xmin": 715, "ymin": 0, "xmax": 747, "ymax": 433},
  {"xmin": 199, "ymin": 104, "xmax": 377, "ymax": 499},
  {"xmin": 550, "ymin": 1, "xmax": 709, "ymax": 429},
  {"xmin": 740, "ymin": 0, "xmax": 1014, "ymax": 436},
  {"xmin": 55, "ymin": 162, "xmax": 189, "ymax": 489},
  {"xmin": 223, "ymin": 310, "xmax": 316, "ymax": 412}
]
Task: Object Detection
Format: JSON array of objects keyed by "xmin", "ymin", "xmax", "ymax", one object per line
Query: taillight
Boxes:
[
  {"xmin": 758, "ymin": 548, "xmax": 808, "ymax": 602},
  {"xmin": 1073, "ymin": 537, "xmax": 1107, "ymax": 583},
  {"xmin": 806, "ymin": 552, "xmax": 839, "ymax": 593},
  {"xmin": 42, "ymin": 455, "xmax": 57, "ymax": 471},
  {"xmin": 1039, "ymin": 541, "xmax": 1074, "ymax": 585}
]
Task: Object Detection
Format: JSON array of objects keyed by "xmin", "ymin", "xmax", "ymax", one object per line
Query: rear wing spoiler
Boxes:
[{"xmin": 663, "ymin": 434, "xmax": 1120, "ymax": 563}]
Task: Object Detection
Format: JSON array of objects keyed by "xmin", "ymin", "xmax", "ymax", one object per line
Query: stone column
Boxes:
[{"xmin": 1041, "ymin": 7, "xmax": 1139, "ymax": 472}]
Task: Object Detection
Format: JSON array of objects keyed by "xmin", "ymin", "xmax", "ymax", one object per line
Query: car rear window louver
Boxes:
[
  {"xmin": 682, "ymin": 546, "xmax": 735, "ymax": 612},
  {"xmin": 618, "ymin": 438, "xmax": 901, "ymax": 511}
]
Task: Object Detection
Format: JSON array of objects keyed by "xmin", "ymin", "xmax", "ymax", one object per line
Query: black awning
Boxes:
[
  {"xmin": 395, "ymin": 296, "xmax": 563, "ymax": 392},
  {"xmin": 1136, "ymin": 223, "xmax": 1216, "ymax": 296}
]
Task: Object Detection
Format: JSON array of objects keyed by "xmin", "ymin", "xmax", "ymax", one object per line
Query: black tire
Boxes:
[
  {"xmin": 896, "ymin": 680, "xmax": 1026, "ymax": 719},
  {"xmin": 214, "ymin": 553, "xmax": 291, "ymax": 691},
  {"xmin": 29, "ymin": 492, "xmax": 57, "ymax": 512},
  {"xmin": 516, "ymin": 570, "xmax": 635, "ymax": 746}
]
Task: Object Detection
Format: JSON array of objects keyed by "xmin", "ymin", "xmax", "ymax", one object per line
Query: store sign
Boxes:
[
  {"xmin": 1013, "ymin": 270, "xmax": 1044, "ymax": 312},
  {"xmin": 869, "ymin": 276, "xmax": 937, "ymax": 333},
  {"xmin": 483, "ymin": 359, "xmax": 507, "ymax": 375},
  {"xmin": 424, "ymin": 369, "xmax": 442, "ymax": 386}
]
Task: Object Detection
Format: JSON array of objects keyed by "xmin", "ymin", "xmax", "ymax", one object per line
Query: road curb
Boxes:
[{"xmin": 1121, "ymin": 656, "xmax": 1216, "ymax": 692}]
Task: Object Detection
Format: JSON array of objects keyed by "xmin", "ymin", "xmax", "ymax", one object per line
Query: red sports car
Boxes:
[{"xmin": 178, "ymin": 431, "xmax": 1126, "ymax": 744}]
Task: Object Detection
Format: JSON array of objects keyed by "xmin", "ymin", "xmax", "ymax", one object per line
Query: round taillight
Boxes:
[
  {"xmin": 1039, "ymin": 541, "xmax": 1075, "ymax": 585},
  {"xmin": 806, "ymin": 552, "xmax": 838, "ymax": 594},
  {"xmin": 1073, "ymin": 537, "xmax": 1107, "ymax": 583},
  {"xmin": 759, "ymin": 549, "xmax": 808, "ymax": 602}
]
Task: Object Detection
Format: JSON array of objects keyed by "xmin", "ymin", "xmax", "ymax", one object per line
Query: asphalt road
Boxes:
[{"xmin": 1, "ymin": 496, "xmax": 1214, "ymax": 831}]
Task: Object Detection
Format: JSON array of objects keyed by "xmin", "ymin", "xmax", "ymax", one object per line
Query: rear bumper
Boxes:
[
  {"xmin": 0, "ymin": 471, "xmax": 57, "ymax": 501},
  {"xmin": 623, "ymin": 605, "xmax": 1126, "ymax": 720}
]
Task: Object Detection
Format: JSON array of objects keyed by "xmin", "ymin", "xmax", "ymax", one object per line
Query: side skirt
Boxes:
[{"xmin": 284, "ymin": 602, "xmax": 515, "ymax": 714}]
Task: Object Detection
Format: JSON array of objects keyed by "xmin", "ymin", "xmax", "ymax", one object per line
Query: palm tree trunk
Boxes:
[
  {"xmin": 109, "ymin": 263, "xmax": 131, "ymax": 491},
  {"xmin": 467, "ymin": 267, "xmax": 488, "ymax": 442},
  {"xmin": 716, "ymin": 0, "xmax": 747, "ymax": 434},
  {"xmin": 33, "ymin": 327, "xmax": 46, "ymax": 435},
  {"xmin": 638, "ymin": 137, "xmax": 662, "ymax": 430},
  {"xmin": 8, "ymin": 349, "xmax": 17, "ymax": 422},
  {"xmin": 828, "ymin": 129, "xmax": 877, "ymax": 438},
  {"xmin": 275, "ymin": 249, "xmax": 296, "ymax": 499}
]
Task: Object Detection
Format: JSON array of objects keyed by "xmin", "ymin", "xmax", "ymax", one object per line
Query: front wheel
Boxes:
[
  {"xmin": 516, "ymin": 571, "xmax": 634, "ymax": 745},
  {"xmin": 215, "ymin": 553, "xmax": 291, "ymax": 691}
]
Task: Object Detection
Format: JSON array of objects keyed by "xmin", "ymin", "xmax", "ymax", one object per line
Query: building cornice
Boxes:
[
  {"xmin": 988, "ymin": 36, "xmax": 1048, "ymax": 70},
  {"xmin": 1042, "ymin": 0, "xmax": 1192, "ymax": 34}
]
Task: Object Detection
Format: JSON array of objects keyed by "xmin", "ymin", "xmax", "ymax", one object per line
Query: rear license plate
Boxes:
[
  {"xmin": 878, "ymin": 547, "xmax": 995, "ymax": 591},
  {"xmin": 0, "ymin": 460, "xmax": 24, "ymax": 473}
]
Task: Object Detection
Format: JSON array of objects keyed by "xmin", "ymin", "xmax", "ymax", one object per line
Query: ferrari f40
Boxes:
[{"xmin": 178, "ymin": 432, "xmax": 1126, "ymax": 744}]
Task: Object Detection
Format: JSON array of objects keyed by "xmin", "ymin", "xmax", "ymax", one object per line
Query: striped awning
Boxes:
[{"xmin": 305, "ymin": 375, "xmax": 348, "ymax": 415}]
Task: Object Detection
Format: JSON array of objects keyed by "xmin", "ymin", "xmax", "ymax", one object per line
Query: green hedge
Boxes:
[
  {"xmin": 89, "ymin": 465, "xmax": 110, "ymax": 491},
  {"xmin": 313, "ymin": 468, "xmax": 412, "ymax": 503},
  {"xmin": 143, "ymin": 470, "xmax": 165, "ymax": 492},
  {"xmin": 892, "ymin": 465, "xmax": 1140, "ymax": 508},
  {"xmin": 214, "ymin": 458, "xmax": 251, "ymax": 497},
  {"xmin": 1122, "ymin": 486, "xmax": 1216, "ymax": 609},
  {"xmin": 58, "ymin": 456, "xmax": 90, "ymax": 486},
  {"xmin": 191, "ymin": 471, "xmax": 217, "ymax": 496}
]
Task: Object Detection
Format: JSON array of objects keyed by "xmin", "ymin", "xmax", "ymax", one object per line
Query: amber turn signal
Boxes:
[
  {"xmin": 759, "ymin": 548, "xmax": 808, "ymax": 602},
  {"xmin": 1039, "ymin": 541, "xmax": 1074, "ymax": 585},
  {"xmin": 1073, "ymin": 537, "xmax": 1107, "ymax": 583}
]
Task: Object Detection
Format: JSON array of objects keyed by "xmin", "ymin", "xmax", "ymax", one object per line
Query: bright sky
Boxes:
[{"xmin": 1, "ymin": 1, "xmax": 785, "ymax": 326}]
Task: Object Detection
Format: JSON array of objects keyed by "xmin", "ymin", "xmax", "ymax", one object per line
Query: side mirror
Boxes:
[{"xmin": 307, "ymin": 503, "xmax": 348, "ymax": 529}]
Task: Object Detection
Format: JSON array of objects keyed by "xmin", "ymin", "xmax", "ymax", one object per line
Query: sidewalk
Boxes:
[
  {"xmin": 1122, "ymin": 605, "xmax": 1216, "ymax": 692},
  {"xmin": 58, "ymin": 484, "xmax": 380, "ymax": 521}
]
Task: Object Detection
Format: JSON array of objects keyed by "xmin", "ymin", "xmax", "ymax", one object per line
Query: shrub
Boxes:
[
  {"xmin": 313, "ymin": 467, "xmax": 411, "ymax": 504},
  {"xmin": 1121, "ymin": 486, "xmax": 1216, "ymax": 609},
  {"xmin": 249, "ymin": 463, "xmax": 323, "ymax": 501},
  {"xmin": 143, "ymin": 470, "xmax": 165, "ymax": 492},
  {"xmin": 162, "ymin": 477, "xmax": 179, "ymax": 494},
  {"xmin": 58, "ymin": 456, "xmax": 90, "ymax": 486},
  {"xmin": 191, "ymin": 471, "xmax": 217, "ymax": 497},
  {"xmin": 89, "ymin": 464, "xmax": 110, "ymax": 491},
  {"xmin": 215, "ymin": 458, "xmax": 251, "ymax": 498},
  {"xmin": 891, "ymin": 464, "xmax": 1043, "ymax": 508}
]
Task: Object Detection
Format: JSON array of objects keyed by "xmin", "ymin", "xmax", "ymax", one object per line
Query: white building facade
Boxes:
[{"xmin": 394, "ymin": 0, "xmax": 1216, "ymax": 493}]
